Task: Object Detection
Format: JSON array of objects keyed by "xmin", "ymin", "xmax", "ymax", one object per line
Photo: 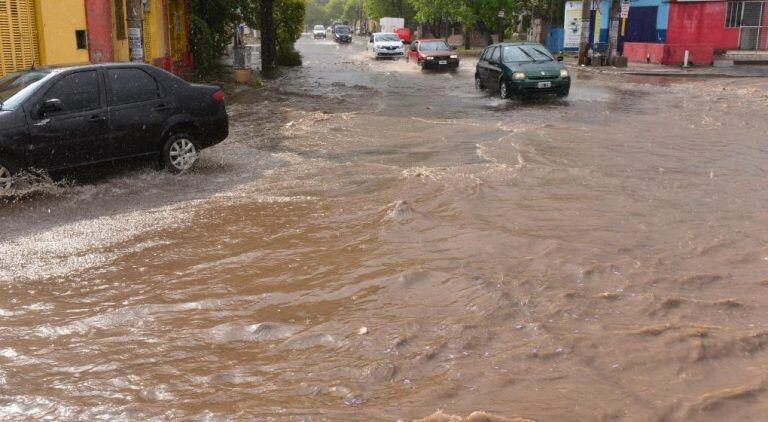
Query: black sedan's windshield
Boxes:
[
  {"xmin": 335, "ymin": 26, "xmax": 350, "ymax": 34},
  {"xmin": 420, "ymin": 41, "xmax": 451, "ymax": 52},
  {"xmin": 0, "ymin": 69, "xmax": 55, "ymax": 110},
  {"xmin": 502, "ymin": 45, "xmax": 555, "ymax": 63}
]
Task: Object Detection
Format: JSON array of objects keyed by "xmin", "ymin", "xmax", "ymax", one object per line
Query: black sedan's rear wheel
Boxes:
[
  {"xmin": 162, "ymin": 134, "xmax": 200, "ymax": 173},
  {"xmin": 0, "ymin": 157, "xmax": 18, "ymax": 192}
]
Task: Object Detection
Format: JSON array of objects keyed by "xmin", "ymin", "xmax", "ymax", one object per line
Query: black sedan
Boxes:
[
  {"xmin": 333, "ymin": 25, "xmax": 352, "ymax": 43},
  {"xmin": 0, "ymin": 63, "xmax": 228, "ymax": 191}
]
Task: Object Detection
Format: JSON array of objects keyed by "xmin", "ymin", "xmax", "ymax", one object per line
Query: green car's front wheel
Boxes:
[{"xmin": 499, "ymin": 79, "xmax": 511, "ymax": 99}]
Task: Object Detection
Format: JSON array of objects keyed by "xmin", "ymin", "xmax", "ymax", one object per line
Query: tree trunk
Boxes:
[
  {"xmin": 464, "ymin": 24, "xmax": 471, "ymax": 50},
  {"xmin": 260, "ymin": 0, "xmax": 277, "ymax": 76}
]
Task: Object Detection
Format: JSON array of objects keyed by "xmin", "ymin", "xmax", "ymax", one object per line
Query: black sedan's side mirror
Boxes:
[
  {"xmin": 40, "ymin": 99, "xmax": 62, "ymax": 116},
  {"xmin": 557, "ymin": 55, "xmax": 564, "ymax": 62}
]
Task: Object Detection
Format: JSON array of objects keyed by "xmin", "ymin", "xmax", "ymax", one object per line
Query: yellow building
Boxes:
[
  {"xmin": 0, "ymin": 0, "xmax": 191, "ymax": 78},
  {"xmin": 35, "ymin": 0, "xmax": 90, "ymax": 66},
  {"xmin": 105, "ymin": 0, "xmax": 191, "ymax": 71}
]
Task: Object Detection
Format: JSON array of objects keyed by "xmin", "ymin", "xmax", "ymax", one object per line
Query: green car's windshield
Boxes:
[
  {"xmin": 502, "ymin": 45, "xmax": 555, "ymax": 63},
  {"xmin": 420, "ymin": 41, "xmax": 452, "ymax": 52},
  {"xmin": 0, "ymin": 69, "xmax": 55, "ymax": 110}
]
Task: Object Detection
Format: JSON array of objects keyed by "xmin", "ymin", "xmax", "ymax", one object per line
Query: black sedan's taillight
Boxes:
[{"xmin": 212, "ymin": 90, "xmax": 225, "ymax": 103}]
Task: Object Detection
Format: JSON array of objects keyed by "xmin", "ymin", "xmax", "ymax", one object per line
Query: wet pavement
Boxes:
[{"xmin": 2, "ymin": 35, "xmax": 768, "ymax": 420}]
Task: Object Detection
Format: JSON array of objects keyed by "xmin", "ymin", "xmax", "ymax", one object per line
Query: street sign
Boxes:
[
  {"xmin": 620, "ymin": 0, "xmax": 630, "ymax": 18},
  {"xmin": 498, "ymin": 10, "xmax": 505, "ymax": 18}
]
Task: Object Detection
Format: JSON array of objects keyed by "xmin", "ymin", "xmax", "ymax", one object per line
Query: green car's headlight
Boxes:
[
  {"xmin": 512, "ymin": 71, "xmax": 526, "ymax": 80},
  {"xmin": 560, "ymin": 68, "xmax": 569, "ymax": 78}
]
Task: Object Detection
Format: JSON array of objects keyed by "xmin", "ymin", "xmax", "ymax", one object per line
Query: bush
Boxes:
[
  {"xmin": 189, "ymin": 15, "xmax": 217, "ymax": 76},
  {"xmin": 277, "ymin": 47, "xmax": 303, "ymax": 67}
]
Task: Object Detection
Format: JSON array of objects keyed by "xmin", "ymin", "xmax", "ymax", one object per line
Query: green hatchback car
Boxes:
[{"xmin": 475, "ymin": 42, "xmax": 570, "ymax": 99}]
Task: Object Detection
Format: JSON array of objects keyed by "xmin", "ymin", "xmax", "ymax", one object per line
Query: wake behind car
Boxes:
[
  {"xmin": 313, "ymin": 25, "xmax": 326, "ymax": 39},
  {"xmin": 368, "ymin": 32, "xmax": 405, "ymax": 59},
  {"xmin": 407, "ymin": 39, "xmax": 459, "ymax": 70},
  {"xmin": 333, "ymin": 25, "xmax": 352, "ymax": 43},
  {"xmin": 0, "ymin": 63, "xmax": 228, "ymax": 191},
  {"xmin": 475, "ymin": 42, "xmax": 570, "ymax": 99}
]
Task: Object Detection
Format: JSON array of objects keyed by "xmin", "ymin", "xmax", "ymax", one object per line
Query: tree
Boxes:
[
  {"xmin": 260, "ymin": 0, "xmax": 278, "ymax": 75},
  {"xmin": 305, "ymin": 0, "xmax": 329, "ymax": 26},
  {"xmin": 325, "ymin": 0, "xmax": 346, "ymax": 21},
  {"xmin": 275, "ymin": 0, "xmax": 306, "ymax": 66},
  {"xmin": 343, "ymin": 0, "xmax": 365, "ymax": 24}
]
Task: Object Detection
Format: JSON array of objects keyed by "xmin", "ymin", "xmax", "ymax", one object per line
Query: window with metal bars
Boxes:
[{"xmin": 726, "ymin": 1, "xmax": 744, "ymax": 28}]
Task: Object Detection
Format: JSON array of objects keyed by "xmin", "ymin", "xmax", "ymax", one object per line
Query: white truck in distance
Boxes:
[{"xmin": 379, "ymin": 17, "xmax": 405, "ymax": 34}]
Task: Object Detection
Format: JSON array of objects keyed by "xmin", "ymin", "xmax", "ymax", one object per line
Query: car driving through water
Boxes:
[
  {"xmin": 0, "ymin": 63, "xmax": 228, "ymax": 192},
  {"xmin": 332, "ymin": 25, "xmax": 352, "ymax": 44},
  {"xmin": 368, "ymin": 32, "xmax": 405, "ymax": 59},
  {"xmin": 313, "ymin": 25, "xmax": 326, "ymax": 39},
  {"xmin": 475, "ymin": 42, "xmax": 570, "ymax": 99},
  {"xmin": 407, "ymin": 39, "xmax": 460, "ymax": 70}
]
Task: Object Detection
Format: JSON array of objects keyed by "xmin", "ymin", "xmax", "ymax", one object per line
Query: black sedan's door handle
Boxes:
[
  {"xmin": 154, "ymin": 104, "xmax": 172, "ymax": 112},
  {"xmin": 88, "ymin": 115, "xmax": 106, "ymax": 123}
]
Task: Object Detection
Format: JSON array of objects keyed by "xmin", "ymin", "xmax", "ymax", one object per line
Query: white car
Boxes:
[
  {"xmin": 313, "ymin": 25, "xmax": 326, "ymax": 39},
  {"xmin": 368, "ymin": 32, "xmax": 405, "ymax": 59}
]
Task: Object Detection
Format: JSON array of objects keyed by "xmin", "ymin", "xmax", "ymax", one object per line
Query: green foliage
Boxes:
[
  {"xmin": 305, "ymin": 0, "xmax": 328, "ymax": 26},
  {"xmin": 277, "ymin": 47, "xmax": 303, "ymax": 66},
  {"xmin": 343, "ymin": 0, "xmax": 365, "ymax": 23},
  {"xmin": 325, "ymin": 0, "xmax": 346, "ymax": 21},
  {"xmin": 190, "ymin": 0, "xmax": 306, "ymax": 75},
  {"xmin": 275, "ymin": 0, "xmax": 305, "ymax": 67},
  {"xmin": 189, "ymin": 14, "xmax": 217, "ymax": 76}
]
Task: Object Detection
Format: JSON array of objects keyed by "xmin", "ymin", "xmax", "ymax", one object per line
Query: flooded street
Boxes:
[{"xmin": 3, "ymin": 35, "xmax": 768, "ymax": 420}]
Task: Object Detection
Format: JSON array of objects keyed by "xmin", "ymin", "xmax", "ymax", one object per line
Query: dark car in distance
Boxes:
[
  {"xmin": 407, "ymin": 39, "xmax": 460, "ymax": 70},
  {"xmin": 333, "ymin": 25, "xmax": 352, "ymax": 43},
  {"xmin": 475, "ymin": 42, "xmax": 570, "ymax": 99},
  {"xmin": 0, "ymin": 63, "xmax": 228, "ymax": 191}
]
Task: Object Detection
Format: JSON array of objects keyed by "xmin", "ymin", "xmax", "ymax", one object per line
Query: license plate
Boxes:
[
  {"xmin": 537, "ymin": 81, "xmax": 552, "ymax": 88},
  {"xmin": 439, "ymin": 60, "xmax": 448, "ymax": 65}
]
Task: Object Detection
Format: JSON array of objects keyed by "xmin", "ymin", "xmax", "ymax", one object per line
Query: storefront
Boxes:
[{"xmin": 85, "ymin": 0, "xmax": 191, "ymax": 73}]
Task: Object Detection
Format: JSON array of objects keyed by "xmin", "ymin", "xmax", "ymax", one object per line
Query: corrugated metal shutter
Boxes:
[{"xmin": 0, "ymin": 0, "xmax": 39, "ymax": 78}]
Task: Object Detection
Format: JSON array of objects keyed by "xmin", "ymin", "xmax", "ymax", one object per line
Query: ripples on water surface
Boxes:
[{"xmin": 2, "ymin": 36, "xmax": 768, "ymax": 420}]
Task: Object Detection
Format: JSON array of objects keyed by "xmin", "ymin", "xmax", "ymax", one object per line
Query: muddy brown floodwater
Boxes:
[{"xmin": 2, "ymin": 35, "xmax": 768, "ymax": 421}]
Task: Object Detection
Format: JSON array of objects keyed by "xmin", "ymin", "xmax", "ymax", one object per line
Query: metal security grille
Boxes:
[
  {"xmin": 731, "ymin": 1, "xmax": 768, "ymax": 50},
  {"xmin": 0, "ymin": 0, "xmax": 40, "ymax": 77}
]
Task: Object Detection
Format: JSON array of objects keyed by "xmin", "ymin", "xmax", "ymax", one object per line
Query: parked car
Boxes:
[
  {"xmin": 333, "ymin": 25, "xmax": 352, "ymax": 43},
  {"xmin": 368, "ymin": 32, "xmax": 405, "ymax": 59},
  {"xmin": 395, "ymin": 27, "xmax": 412, "ymax": 44},
  {"xmin": 313, "ymin": 25, "xmax": 326, "ymax": 39},
  {"xmin": 475, "ymin": 42, "xmax": 570, "ymax": 99},
  {"xmin": 0, "ymin": 63, "xmax": 228, "ymax": 191},
  {"xmin": 407, "ymin": 39, "xmax": 459, "ymax": 70}
]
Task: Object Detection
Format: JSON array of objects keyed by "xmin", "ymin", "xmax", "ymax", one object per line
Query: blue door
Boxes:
[{"xmin": 619, "ymin": 6, "xmax": 658, "ymax": 52}]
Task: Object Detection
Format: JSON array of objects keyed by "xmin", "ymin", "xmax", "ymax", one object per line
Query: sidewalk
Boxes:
[{"xmin": 570, "ymin": 58, "xmax": 768, "ymax": 78}]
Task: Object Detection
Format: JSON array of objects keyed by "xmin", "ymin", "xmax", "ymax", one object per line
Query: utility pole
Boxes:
[
  {"xmin": 606, "ymin": 0, "xmax": 621, "ymax": 64},
  {"xmin": 126, "ymin": 0, "xmax": 144, "ymax": 62},
  {"xmin": 577, "ymin": 0, "xmax": 591, "ymax": 65}
]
